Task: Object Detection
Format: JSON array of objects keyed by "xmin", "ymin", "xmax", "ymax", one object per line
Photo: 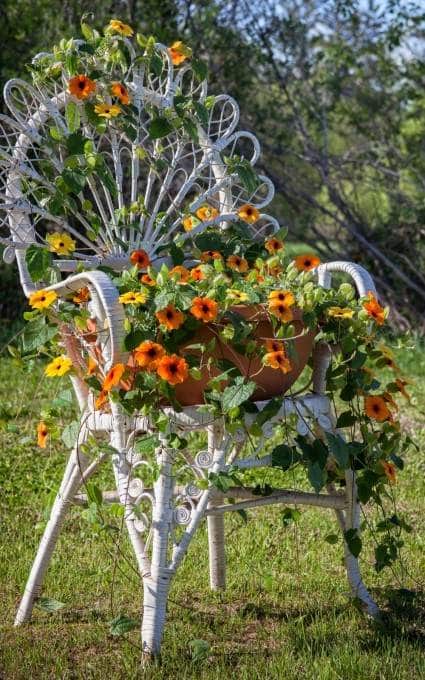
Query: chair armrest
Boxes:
[
  {"xmin": 44, "ymin": 270, "xmax": 126, "ymax": 368},
  {"xmin": 317, "ymin": 261, "xmax": 377, "ymax": 298},
  {"xmin": 312, "ymin": 261, "xmax": 378, "ymax": 395}
]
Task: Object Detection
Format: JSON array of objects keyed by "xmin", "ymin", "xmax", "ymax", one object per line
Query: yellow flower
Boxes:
[
  {"xmin": 182, "ymin": 215, "xmax": 197, "ymax": 232},
  {"xmin": 119, "ymin": 291, "xmax": 147, "ymax": 305},
  {"xmin": 227, "ymin": 289, "xmax": 249, "ymax": 303},
  {"xmin": 94, "ymin": 103, "xmax": 122, "ymax": 119},
  {"xmin": 29, "ymin": 289, "xmax": 57, "ymax": 310},
  {"xmin": 46, "ymin": 232, "xmax": 76, "ymax": 256},
  {"xmin": 107, "ymin": 19, "xmax": 134, "ymax": 37},
  {"xmin": 45, "ymin": 355, "xmax": 73, "ymax": 378},
  {"xmin": 168, "ymin": 41, "xmax": 192, "ymax": 66},
  {"xmin": 196, "ymin": 205, "xmax": 219, "ymax": 222},
  {"xmin": 327, "ymin": 306, "xmax": 354, "ymax": 319},
  {"xmin": 238, "ymin": 204, "xmax": 260, "ymax": 224}
]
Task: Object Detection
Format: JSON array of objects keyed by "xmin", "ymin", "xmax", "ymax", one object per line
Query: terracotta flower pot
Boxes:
[{"xmin": 174, "ymin": 305, "xmax": 316, "ymax": 406}]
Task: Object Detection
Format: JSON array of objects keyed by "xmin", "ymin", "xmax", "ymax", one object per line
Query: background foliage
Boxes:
[{"xmin": 1, "ymin": 0, "xmax": 424, "ymax": 327}]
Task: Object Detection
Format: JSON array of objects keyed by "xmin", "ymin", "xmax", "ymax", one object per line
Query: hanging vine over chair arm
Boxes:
[
  {"xmin": 43, "ymin": 270, "xmax": 127, "ymax": 369},
  {"xmin": 312, "ymin": 261, "xmax": 378, "ymax": 395},
  {"xmin": 317, "ymin": 261, "xmax": 377, "ymax": 297}
]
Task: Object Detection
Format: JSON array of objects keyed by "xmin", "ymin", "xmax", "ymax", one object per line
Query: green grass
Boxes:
[{"xmin": 0, "ymin": 341, "xmax": 424, "ymax": 679}]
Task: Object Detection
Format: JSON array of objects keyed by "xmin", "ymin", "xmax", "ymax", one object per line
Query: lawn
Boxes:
[{"xmin": 0, "ymin": 339, "xmax": 424, "ymax": 679}]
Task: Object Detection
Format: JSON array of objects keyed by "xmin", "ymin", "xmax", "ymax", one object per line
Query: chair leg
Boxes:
[
  {"xmin": 15, "ymin": 428, "xmax": 90, "ymax": 625},
  {"xmin": 207, "ymin": 513, "xmax": 226, "ymax": 590},
  {"xmin": 340, "ymin": 470, "xmax": 380, "ymax": 618},
  {"xmin": 141, "ymin": 433, "xmax": 175, "ymax": 660}
]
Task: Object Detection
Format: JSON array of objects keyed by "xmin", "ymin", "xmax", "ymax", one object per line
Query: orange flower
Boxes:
[
  {"xmin": 294, "ymin": 253, "xmax": 321, "ymax": 271},
  {"xmin": 264, "ymin": 351, "xmax": 292, "ymax": 373},
  {"xmin": 265, "ymin": 339, "xmax": 285, "ymax": 353},
  {"xmin": 102, "ymin": 363, "xmax": 126, "ymax": 392},
  {"xmin": 268, "ymin": 290, "xmax": 295, "ymax": 306},
  {"xmin": 266, "ymin": 264, "xmax": 283, "ymax": 277},
  {"xmin": 156, "ymin": 304, "xmax": 185, "ymax": 331},
  {"xmin": 170, "ymin": 265, "xmax": 190, "ymax": 283},
  {"xmin": 111, "ymin": 82, "xmax": 130, "ymax": 104},
  {"xmin": 168, "ymin": 41, "xmax": 192, "ymax": 66},
  {"xmin": 364, "ymin": 395, "xmax": 391, "ymax": 422},
  {"xmin": 363, "ymin": 293, "xmax": 385, "ymax": 326},
  {"xmin": 156, "ymin": 354, "xmax": 189, "ymax": 385},
  {"xmin": 37, "ymin": 421, "xmax": 48, "ymax": 448},
  {"xmin": 190, "ymin": 266, "xmax": 206, "ymax": 281},
  {"xmin": 95, "ymin": 390, "xmax": 109, "ymax": 410},
  {"xmin": 86, "ymin": 356, "xmax": 97, "ymax": 376},
  {"xmin": 381, "ymin": 460, "xmax": 397, "ymax": 484},
  {"xmin": 134, "ymin": 341, "xmax": 165, "ymax": 369},
  {"xmin": 140, "ymin": 273, "xmax": 156, "ymax": 286},
  {"xmin": 268, "ymin": 301, "xmax": 294, "ymax": 323},
  {"xmin": 227, "ymin": 255, "xmax": 249, "ymax": 273},
  {"xmin": 130, "ymin": 249, "xmax": 150, "ymax": 269},
  {"xmin": 190, "ymin": 296, "xmax": 219, "ymax": 323},
  {"xmin": 196, "ymin": 205, "xmax": 219, "ymax": 222},
  {"xmin": 265, "ymin": 237, "xmax": 284, "ymax": 254},
  {"xmin": 238, "ymin": 204, "xmax": 260, "ymax": 224},
  {"xmin": 73, "ymin": 287, "xmax": 90, "ymax": 304},
  {"xmin": 68, "ymin": 74, "xmax": 96, "ymax": 100},
  {"xmin": 200, "ymin": 250, "xmax": 222, "ymax": 262},
  {"xmin": 395, "ymin": 378, "xmax": 411, "ymax": 400}
]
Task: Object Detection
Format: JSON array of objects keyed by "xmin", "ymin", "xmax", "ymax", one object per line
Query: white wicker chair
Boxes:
[{"xmin": 0, "ymin": 43, "xmax": 380, "ymax": 660}]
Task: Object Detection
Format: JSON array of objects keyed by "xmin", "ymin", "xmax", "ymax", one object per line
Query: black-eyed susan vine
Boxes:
[{"xmin": 4, "ymin": 17, "xmax": 417, "ymax": 575}]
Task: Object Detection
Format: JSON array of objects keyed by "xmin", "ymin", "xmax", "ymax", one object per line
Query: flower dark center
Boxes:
[
  {"xmin": 147, "ymin": 348, "xmax": 157, "ymax": 358},
  {"xmin": 169, "ymin": 363, "xmax": 178, "ymax": 374},
  {"xmin": 202, "ymin": 304, "xmax": 209, "ymax": 313},
  {"xmin": 166, "ymin": 310, "xmax": 173, "ymax": 319}
]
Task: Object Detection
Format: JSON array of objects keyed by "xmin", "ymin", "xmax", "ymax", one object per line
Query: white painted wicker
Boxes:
[{"xmin": 1, "ymin": 54, "xmax": 380, "ymax": 661}]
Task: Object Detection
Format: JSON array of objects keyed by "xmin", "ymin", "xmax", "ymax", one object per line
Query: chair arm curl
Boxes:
[
  {"xmin": 43, "ymin": 270, "xmax": 126, "ymax": 370},
  {"xmin": 317, "ymin": 260, "xmax": 377, "ymax": 297},
  {"xmin": 312, "ymin": 261, "xmax": 378, "ymax": 395}
]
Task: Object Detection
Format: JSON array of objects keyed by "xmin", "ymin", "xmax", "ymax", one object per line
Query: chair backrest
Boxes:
[{"xmin": 0, "ymin": 41, "xmax": 278, "ymax": 294}]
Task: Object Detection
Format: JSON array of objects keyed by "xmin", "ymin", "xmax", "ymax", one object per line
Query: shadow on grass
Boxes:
[{"xmin": 362, "ymin": 587, "xmax": 425, "ymax": 648}]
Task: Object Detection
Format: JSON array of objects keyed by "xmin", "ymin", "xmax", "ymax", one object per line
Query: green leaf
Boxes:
[
  {"xmin": 25, "ymin": 245, "xmax": 52, "ymax": 282},
  {"xmin": 193, "ymin": 101, "xmax": 209, "ymax": 127},
  {"xmin": 61, "ymin": 168, "xmax": 86, "ymax": 194},
  {"xmin": 170, "ymin": 241, "xmax": 185, "ymax": 265},
  {"xmin": 21, "ymin": 316, "xmax": 57, "ymax": 352},
  {"xmin": 86, "ymin": 483, "xmax": 103, "ymax": 506},
  {"xmin": 182, "ymin": 117, "xmax": 199, "ymax": 143},
  {"xmin": 221, "ymin": 378, "xmax": 255, "ymax": 411},
  {"xmin": 124, "ymin": 329, "xmax": 147, "ymax": 351},
  {"xmin": 135, "ymin": 434, "xmax": 158, "ymax": 453},
  {"xmin": 271, "ymin": 444, "xmax": 300, "ymax": 470},
  {"xmin": 65, "ymin": 101, "xmax": 80, "ymax": 133},
  {"xmin": 150, "ymin": 53, "xmax": 163, "ymax": 77},
  {"xmin": 61, "ymin": 420, "xmax": 80, "ymax": 448},
  {"xmin": 325, "ymin": 533, "xmax": 340, "ymax": 544},
  {"xmin": 325, "ymin": 432, "xmax": 350, "ymax": 468},
  {"xmin": 35, "ymin": 597, "xmax": 65, "ymax": 612},
  {"xmin": 109, "ymin": 615, "xmax": 139, "ymax": 636},
  {"xmin": 336, "ymin": 411, "xmax": 357, "ymax": 428},
  {"xmin": 95, "ymin": 162, "xmax": 117, "ymax": 196},
  {"xmin": 148, "ymin": 117, "xmax": 174, "ymax": 139},
  {"xmin": 191, "ymin": 58, "xmax": 208, "ymax": 82},
  {"xmin": 344, "ymin": 528, "xmax": 362, "ymax": 557},
  {"xmin": 308, "ymin": 462, "xmax": 327, "ymax": 492},
  {"xmin": 66, "ymin": 132, "xmax": 87, "ymax": 155},
  {"xmin": 49, "ymin": 126, "xmax": 63, "ymax": 141},
  {"xmin": 282, "ymin": 507, "xmax": 301, "ymax": 527}
]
